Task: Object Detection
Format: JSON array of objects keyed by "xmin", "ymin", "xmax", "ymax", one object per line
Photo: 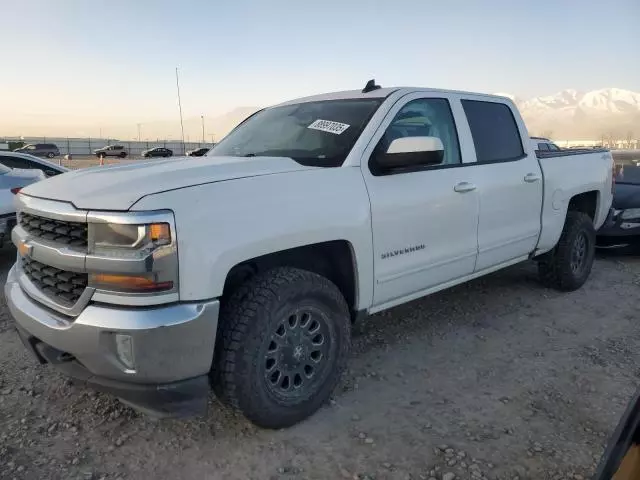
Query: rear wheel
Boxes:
[
  {"xmin": 119, "ymin": 151, "xmax": 127, "ymax": 158},
  {"xmin": 538, "ymin": 211, "xmax": 596, "ymax": 291},
  {"xmin": 213, "ymin": 267, "xmax": 351, "ymax": 429}
]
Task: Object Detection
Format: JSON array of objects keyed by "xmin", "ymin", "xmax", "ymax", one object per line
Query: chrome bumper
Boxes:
[{"xmin": 5, "ymin": 265, "xmax": 219, "ymax": 384}]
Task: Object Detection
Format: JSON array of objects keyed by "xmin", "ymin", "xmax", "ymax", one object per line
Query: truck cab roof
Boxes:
[{"xmin": 276, "ymin": 85, "xmax": 515, "ymax": 107}]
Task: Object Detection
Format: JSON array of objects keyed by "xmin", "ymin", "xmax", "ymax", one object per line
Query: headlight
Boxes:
[
  {"xmin": 620, "ymin": 208, "xmax": 640, "ymax": 220},
  {"xmin": 87, "ymin": 217, "xmax": 177, "ymax": 297},
  {"xmin": 92, "ymin": 223, "xmax": 170, "ymax": 251}
]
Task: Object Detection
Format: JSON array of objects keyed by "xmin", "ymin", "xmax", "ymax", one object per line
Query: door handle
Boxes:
[
  {"xmin": 453, "ymin": 182, "xmax": 476, "ymax": 193},
  {"xmin": 524, "ymin": 173, "xmax": 541, "ymax": 183}
]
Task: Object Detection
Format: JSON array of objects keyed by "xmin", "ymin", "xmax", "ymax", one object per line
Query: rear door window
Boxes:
[
  {"xmin": 461, "ymin": 100, "xmax": 524, "ymax": 162},
  {"xmin": 538, "ymin": 143, "xmax": 550, "ymax": 151}
]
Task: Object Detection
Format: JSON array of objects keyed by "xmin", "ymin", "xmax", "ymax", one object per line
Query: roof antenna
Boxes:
[{"xmin": 362, "ymin": 79, "xmax": 381, "ymax": 93}]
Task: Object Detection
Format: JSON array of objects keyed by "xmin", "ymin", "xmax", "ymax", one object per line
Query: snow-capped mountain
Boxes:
[{"xmin": 499, "ymin": 88, "xmax": 640, "ymax": 139}]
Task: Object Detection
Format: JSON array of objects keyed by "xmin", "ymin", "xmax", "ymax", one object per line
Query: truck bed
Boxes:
[{"xmin": 535, "ymin": 148, "xmax": 613, "ymax": 254}]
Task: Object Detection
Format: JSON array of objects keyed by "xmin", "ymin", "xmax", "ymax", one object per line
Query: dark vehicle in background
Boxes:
[
  {"xmin": 94, "ymin": 145, "xmax": 128, "ymax": 159},
  {"xmin": 186, "ymin": 147, "xmax": 210, "ymax": 157},
  {"xmin": 13, "ymin": 143, "xmax": 60, "ymax": 159},
  {"xmin": 141, "ymin": 147, "xmax": 173, "ymax": 158},
  {"xmin": 597, "ymin": 164, "xmax": 640, "ymax": 249},
  {"xmin": 0, "ymin": 151, "xmax": 68, "ymax": 178}
]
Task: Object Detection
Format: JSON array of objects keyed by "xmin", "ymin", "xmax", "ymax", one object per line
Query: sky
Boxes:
[{"xmin": 1, "ymin": 0, "xmax": 638, "ymax": 139}]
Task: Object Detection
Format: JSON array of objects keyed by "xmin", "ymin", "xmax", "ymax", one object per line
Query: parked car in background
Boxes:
[
  {"xmin": 0, "ymin": 164, "xmax": 50, "ymax": 246},
  {"xmin": 597, "ymin": 164, "xmax": 640, "ymax": 249},
  {"xmin": 142, "ymin": 147, "xmax": 173, "ymax": 158},
  {"xmin": 13, "ymin": 143, "xmax": 60, "ymax": 159},
  {"xmin": 5, "ymin": 82, "xmax": 614, "ymax": 429},
  {"xmin": 94, "ymin": 145, "xmax": 128, "ymax": 158},
  {"xmin": 0, "ymin": 151, "xmax": 68, "ymax": 178},
  {"xmin": 530, "ymin": 137, "xmax": 561, "ymax": 152},
  {"xmin": 186, "ymin": 147, "xmax": 210, "ymax": 157}
]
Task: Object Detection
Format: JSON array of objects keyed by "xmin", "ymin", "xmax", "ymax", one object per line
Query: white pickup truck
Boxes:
[{"xmin": 6, "ymin": 81, "xmax": 614, "ymax": 428}]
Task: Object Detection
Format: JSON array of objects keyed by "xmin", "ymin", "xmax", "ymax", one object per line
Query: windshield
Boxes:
[{"xmin": 208, "ymin": 99, "xmax": 383, "ymax": 167}]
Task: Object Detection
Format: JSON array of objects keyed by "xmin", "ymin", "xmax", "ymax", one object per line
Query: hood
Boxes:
[{"xmin": 20, "ymin": 155, "xmax": 313, "ymax": 210}]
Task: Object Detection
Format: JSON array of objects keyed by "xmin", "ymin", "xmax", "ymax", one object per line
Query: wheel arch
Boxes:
[
  {"xmin": 537, "ymin": 189, "xmax": 601, "ymax": 255},
  {"xmin": 567, "ymin": 190, "xmax": 599, "ymax": 221},
  {"xmin": 221, "ymin": 240, "xmax": 360, "ymax": 320}
]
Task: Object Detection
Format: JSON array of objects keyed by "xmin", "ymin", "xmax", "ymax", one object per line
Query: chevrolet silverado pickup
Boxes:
[{"xmin": 6, "ymin": 81, "xmax": 614, "ymax": 428}]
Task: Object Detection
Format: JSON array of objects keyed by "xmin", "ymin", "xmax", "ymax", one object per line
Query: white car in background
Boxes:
[
  {"xmin": 0, "ymin": 152, "xmax": 68, "ymax": 246},
  {"xmin": 0, "ymin": 151, "xmax": 69, "ymax": 178}
]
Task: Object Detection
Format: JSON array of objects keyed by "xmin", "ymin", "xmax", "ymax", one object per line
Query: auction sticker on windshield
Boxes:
[{"xmin": 308, "ymin": 119, "xmax": 350, "ymax": 135}]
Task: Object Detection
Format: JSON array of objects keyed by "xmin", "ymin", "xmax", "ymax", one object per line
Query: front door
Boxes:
[{"xmin": 361, "ymin": 94, "xmax": 480, "ymax": 309}]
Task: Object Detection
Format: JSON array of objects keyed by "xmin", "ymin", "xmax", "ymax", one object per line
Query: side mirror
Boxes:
[
  {"xmin": 376, "ymin": 136, "xmax": 444, "ymax": 171},
  {"xmin": 594, "ymin": 389, "xmax": 640, "ymax": 479}
]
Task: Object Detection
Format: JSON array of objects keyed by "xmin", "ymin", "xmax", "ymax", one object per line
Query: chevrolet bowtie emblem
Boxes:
[{"xmin": 17, "ymin": 241, "xmax": 32, "ymax": 257}]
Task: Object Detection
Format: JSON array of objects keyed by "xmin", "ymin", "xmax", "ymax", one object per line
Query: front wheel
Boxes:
[
  {"xmin": 46, "ymin": 152, "xmax": 55, "ymax": 158},
  {"xmin": 213, "ymin": 267, "xmax": 351, "ymax": 429},
  {"xmin": 538, "ymin": 211, "xmax": 596, "ymax": 291}
]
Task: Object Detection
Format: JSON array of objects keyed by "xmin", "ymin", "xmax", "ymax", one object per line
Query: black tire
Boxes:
[
  {"xmin": 538, "ymin": 211, "xmax": 596, "ymax": 291},
  {"xmin": 46, "ymin": 152, "xmax": 55, "ymax": 158},
  {"xmin": 212, "ymin": 267, "xmax": 351, "ymax": 429},
  {"xmin": 119, "ymin": 152, "xmax": 127, "ymax": 158}
]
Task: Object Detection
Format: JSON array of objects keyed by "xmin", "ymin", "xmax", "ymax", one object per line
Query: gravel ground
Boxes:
[{"xmin": 0, "ymin": 246, "xmax": 639, "ymax": 480}]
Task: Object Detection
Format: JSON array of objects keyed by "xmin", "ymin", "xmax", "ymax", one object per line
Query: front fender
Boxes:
[{"xmin": 132, "ymin": 167, "xmax": 374, "ymax": 310}]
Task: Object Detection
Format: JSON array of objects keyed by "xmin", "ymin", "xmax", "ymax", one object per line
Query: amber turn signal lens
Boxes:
[
  {"xmin": 90, "ymin": 273, "xmax": 173, "ymax": 293},
  {"xmin": 149, "ymin": 223, "xmax": 171, "ymax": 244}
]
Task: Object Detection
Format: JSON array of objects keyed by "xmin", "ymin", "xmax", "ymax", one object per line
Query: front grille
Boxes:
[
  {"xmin": 21, "ymin": 257, "xmax": 88, "ymax": 306},
  {"xmin": 19, "ymin": 212, "xmax": 87, "ymax": 247}
]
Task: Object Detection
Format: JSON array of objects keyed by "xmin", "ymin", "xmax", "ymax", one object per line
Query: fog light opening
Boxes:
[{"xmin": 115, "ymin": 334, "xmax": 135, "ymax": 370}]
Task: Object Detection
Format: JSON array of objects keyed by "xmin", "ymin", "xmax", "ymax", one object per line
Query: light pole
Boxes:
[
  {"xmin": 137, "ymin": 123, "xmax": 141, "ymax": 142},
  {"xmin": 175, "ymin": 67, "xmax": 185, "ymax": 154},
  {"xmin": 201, "ymin": 115, "xmax": 205, "ymax": 145},
  {"xmin": 209, "ymin": 134, "xmax": 216, "ymax": 145}
]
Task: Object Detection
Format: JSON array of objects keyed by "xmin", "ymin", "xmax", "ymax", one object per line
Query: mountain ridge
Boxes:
[{"xmin": 496, "ymin": 87, "xmax": 640, "ymax": 139}]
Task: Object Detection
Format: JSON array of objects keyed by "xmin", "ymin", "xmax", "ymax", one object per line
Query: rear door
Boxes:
[
  {"xmin": 361, "ymin": 93, "xmax": 480, "ymax": 309},
  {"xmin": 460, "ymin": 99, "xmax": 543, "ymax": 271}
]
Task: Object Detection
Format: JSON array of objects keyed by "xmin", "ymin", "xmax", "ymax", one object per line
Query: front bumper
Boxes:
[{"xmin": 5, "ymin": 265, "xmax": 219, "ymax": 416}]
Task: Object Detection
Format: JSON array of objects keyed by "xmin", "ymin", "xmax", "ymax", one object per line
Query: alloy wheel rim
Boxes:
[
  {"xmin": 263, "ymin": 308, "xmax": 330, "ymax": 399},
  {"xmin": 571, "ymin": 232, "xmax": 588, "ymax": 274}
]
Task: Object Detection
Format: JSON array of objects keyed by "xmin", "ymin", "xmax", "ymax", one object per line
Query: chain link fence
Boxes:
[{"xmin": 0, "ymin": 136, "xmax": 210, "ymax": 157}]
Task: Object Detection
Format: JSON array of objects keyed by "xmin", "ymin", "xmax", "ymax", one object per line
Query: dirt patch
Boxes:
[{"xmin": 1, "ymin": 249, "xmax": 639, "ymax": 480}]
